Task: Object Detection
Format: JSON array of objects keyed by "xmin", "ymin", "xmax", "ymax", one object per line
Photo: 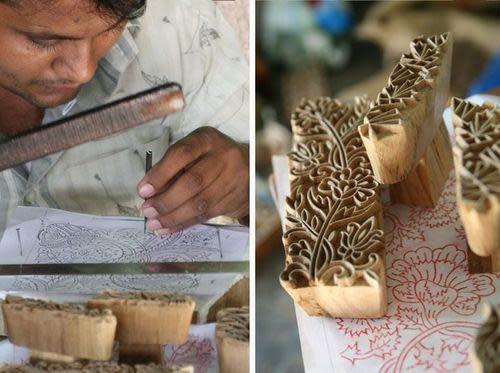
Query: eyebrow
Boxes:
[{"xmin": 16, "ymin": 20, "xmax": 124, "ymax": 41}]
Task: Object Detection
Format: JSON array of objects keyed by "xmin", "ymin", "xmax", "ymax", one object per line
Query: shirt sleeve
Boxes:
[
  {"xmin": 165, "ymin": 0, "xmax": 249, "ymax": 144},
  {"xmin": 0, "ymin": 167, "xmax": 27, "ymax": 240}
]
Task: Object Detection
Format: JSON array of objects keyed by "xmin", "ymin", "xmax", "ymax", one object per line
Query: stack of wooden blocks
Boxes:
[
  {"xmin": 281, "ymin": 31, "xmax": 499, "ymax": 320},
  {"xmin": 281, "ymin": 29, "xmax": 499, "ymax": 372},
  {"xmin": 1, "ymin": 294, "xmax": 251, "ymax": 372},
  {"xmin": 281, "ymin": 32, "xmax": 455, "ymax": 318},
  {"xmin": 1, "ymin": 292, "xmax": 195, "ymax": 370}
]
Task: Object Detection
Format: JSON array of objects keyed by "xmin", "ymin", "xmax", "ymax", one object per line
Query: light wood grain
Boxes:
[
  {"xmin": 207, "ymin": 276, "xmax": 249, "ymax": 323},
  {"xmin": 30, "ymin": 350, "xmax": 76, "ymax": 364},
  {"xmin": 282, "ymin": 96, "xmax": 387, "ymax": 318},
  {"xmin": 2, "ymin": 296, "xmax": 116, "ymax": 361},
  {"xmin": 389, "ymin": 120, "xmax": 453, "ymax": 207},
  {"xmin": 88, "ymin": 291, "xmax": 194, "ymax": 345},
  {"xmin": 216, "ymin": 307, "xmax": 249, "ymax": 373},
  {"xmin": 452, "ymin": 98, "xmax": 499, "ymax": 273},
  {"xmin": 359, "ymin": 33, "xmax": 453, "ymax": 185}
]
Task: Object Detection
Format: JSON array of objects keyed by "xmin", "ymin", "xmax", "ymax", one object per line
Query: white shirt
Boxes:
[{"xmin": 0, "ymin": 0, "xmax": 249, "ymax": 236}]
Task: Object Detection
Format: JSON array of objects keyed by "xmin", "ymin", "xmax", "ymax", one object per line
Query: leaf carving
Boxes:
[
  {"xmin": 358, "ymin": 33, "xmax": 453, "ymax": 183},
  {"xmin": 452, "ymin": 98, "xmax": 500, "ymax": 207},
  {"xmin": 282, "ymin": 96, "xmax": 385, "ymax": 289},
  {"xmin": 452, "ymin": 98, "xmax": 499, "ymax": 258}
]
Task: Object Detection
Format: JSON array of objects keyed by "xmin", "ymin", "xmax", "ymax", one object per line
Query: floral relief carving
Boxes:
[
  {"xmin": 452, "ymin": 98, "xmax": 499, "ymax": 259},
  {"xmin": 281, "ymin": 96, "xmax": 386, "ymax": 317},
  {"xmin": 358, "ymin": 33, "xmax": 453, "ymax": 184},
  {"xmin": 216, "ymin": 306, "xmax": 249, "ymax": 343},
  {"xmin": 215, "ymin": 307, "xmax": 249, "ymax": 373}
]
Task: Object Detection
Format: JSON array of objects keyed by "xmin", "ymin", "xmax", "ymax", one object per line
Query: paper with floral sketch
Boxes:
[
  {"xmin": 0, "ymin": 206, "xmax": 248, "ymax": 323},
  {"xmin": 272, "ymin": 154, "xmax": 500, "ymax": 373},
  {"xmin": 0, "ymin": 206, "xmax": 248, "ymax": 265}
]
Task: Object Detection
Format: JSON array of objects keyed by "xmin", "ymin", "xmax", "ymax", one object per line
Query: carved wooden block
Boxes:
[
  {"xmin": 0, "ymin": 362, "xmax": 194, "ymax": 372},
  {"xmin": 207, "ymin": 276, "xmax": 249, "ymax": 323},
  {"xmin": 389, "ymin": 119, "xmax": 454, "ymax": 207},
  {"xmin": 215, "ymin": 306, "xmax": 249, "ymax": 373},
  {"xmin": 359, "ymin": 32, "xmax": 453, "ymax": 185},
  {"xmin": 88, "ymin": 291, "xmax": 195, "ymax": 364},
  {"xmin": 470, "ymin": 303, "xmax": 500, "ymax": 373},
  {"xmin": 281, "ymin": 97, "xmax": 387, "ymax": 318},
  {"xmin": 451, "ymin": 98, "xmax": 499, "ymax": 273},
  {"xmin": 2, "ymin": 296, "xmax": 117, "ymax": 362}
]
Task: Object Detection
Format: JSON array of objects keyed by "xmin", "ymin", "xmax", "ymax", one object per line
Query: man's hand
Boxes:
[{"xmin": 137, "ymin": 127, "xmax": 249, "ymax": 235}]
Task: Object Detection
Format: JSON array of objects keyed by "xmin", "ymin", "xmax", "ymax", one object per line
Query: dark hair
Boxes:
[
  {"xmin": 95, "ymin": 0, "xmax": 147, "ymax": 20},
  {"xmin": 1, "ymin": 0, "xmax": 147, "ymax": 20}
]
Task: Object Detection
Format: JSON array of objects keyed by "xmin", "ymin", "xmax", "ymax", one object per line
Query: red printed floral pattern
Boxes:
[
  {"xmin": 163, "ymin": 336, "xmax": 216, "ymax": 373},
  {"xmin": 336, "ymin": 176, "xmax": 499, "ymax": 372},
  {"xmin": 388, "ymin": 245, "xmax": 495, "ymax": 319}
]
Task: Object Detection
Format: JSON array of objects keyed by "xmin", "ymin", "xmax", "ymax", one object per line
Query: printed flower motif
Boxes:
[
  {"xmin": 164, "ymin": 336, "xmax": 216, "ymax": 373},
  {"xmin": 383, "ymin": 210, "xmax": 425, "ymax": 255},
  {"xmin": 454, "ymin": 225, "xmax": 467, "ymax": 243},
  {"xmin": 407, "ymin": 335, "xmax": 471, "ymax": 372},
  {"xmin": 337, "ymin": 317, "xmax": 393, "ymax": 338},
  {"xmin": 199, "ymin": 22, "xmax": 220, "ymax": 48},
  {"xmin": 387, "ymin": 245, "xmax": 495, "ymax": 319}
]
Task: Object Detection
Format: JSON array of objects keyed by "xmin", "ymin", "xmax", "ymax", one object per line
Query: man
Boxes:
[{"xmin": 0, "ymin": 0, "xmax": 249, "ymax": 237}]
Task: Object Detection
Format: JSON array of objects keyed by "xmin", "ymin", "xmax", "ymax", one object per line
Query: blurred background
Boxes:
[{"xmin": 255, "ymin": 1, "xmax": 500, "ymax": 372}]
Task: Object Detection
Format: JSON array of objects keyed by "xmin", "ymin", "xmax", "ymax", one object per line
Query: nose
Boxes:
[{"xmin": 52, "ymin": 40, "xmax": 97, "ymax": 85}]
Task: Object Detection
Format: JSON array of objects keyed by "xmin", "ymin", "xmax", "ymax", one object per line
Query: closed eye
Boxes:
[{"xmin": 29, "ymin": 37, "xmax": 59, "ymax": 51}]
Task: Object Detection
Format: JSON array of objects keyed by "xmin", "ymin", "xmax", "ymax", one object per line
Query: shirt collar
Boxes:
[
  {"xmin": 97, "ymin": 20, "xmax": 141, "ymax": 95},
  {"xmin": 29, "ymin": 21, "xmax": 142, "ymax": 190},
  {"xmin": 41, "ymin": 21, "xmax": 141, "ymax": 122}
]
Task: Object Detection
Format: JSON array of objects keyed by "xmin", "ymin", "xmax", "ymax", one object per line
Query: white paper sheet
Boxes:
[
  {"xmin": 0, "ymin": 207, "xmax": 248, "ymax": 322},
  {"xmin": 0, "ymin": 207, "xmax": 249, "ymax": 264},
  {"xmin": 272, "ymin": 153, "xmax": 500, "ymax": 373}
]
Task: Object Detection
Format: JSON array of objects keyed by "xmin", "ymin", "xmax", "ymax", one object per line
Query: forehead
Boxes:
[{"xmin": 1, "ymin": 0, "xmax": 119, "ymax": 34}]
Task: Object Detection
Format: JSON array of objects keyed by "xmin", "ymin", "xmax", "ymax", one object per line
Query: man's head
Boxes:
[{"xmin": 0, "ymin": 0, "xmax": 145, "ymax": 108}]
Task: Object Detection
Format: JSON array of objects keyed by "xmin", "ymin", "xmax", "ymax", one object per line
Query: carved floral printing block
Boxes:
[
  {"xmin": 2, "ymin": 296, "xmax": 117, "ymax": 362},
  {"xmin": 281, "ymin": 97, "xmax": 387, "ymax": 318},
  {"xmin": 0, "ymin": 362, "xmax": 194, "ymax": 372},
  {"xmin": 470, "ymin": 303, "xmax": 500, "ymax": 373},
  {"xmin": 88, "ymin": 291, "xmax": 195, "ymax": 345},
  {"xmin": 359, "ymin": 32, "xmax": 453, "ymax": 184},
  {"xmin": 216, "ymin": 306, "xmax": 249, "ymax": 373},
  {"xmin": 452, "ymin": 98, "xmax": 500, "ymax": 271}
]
